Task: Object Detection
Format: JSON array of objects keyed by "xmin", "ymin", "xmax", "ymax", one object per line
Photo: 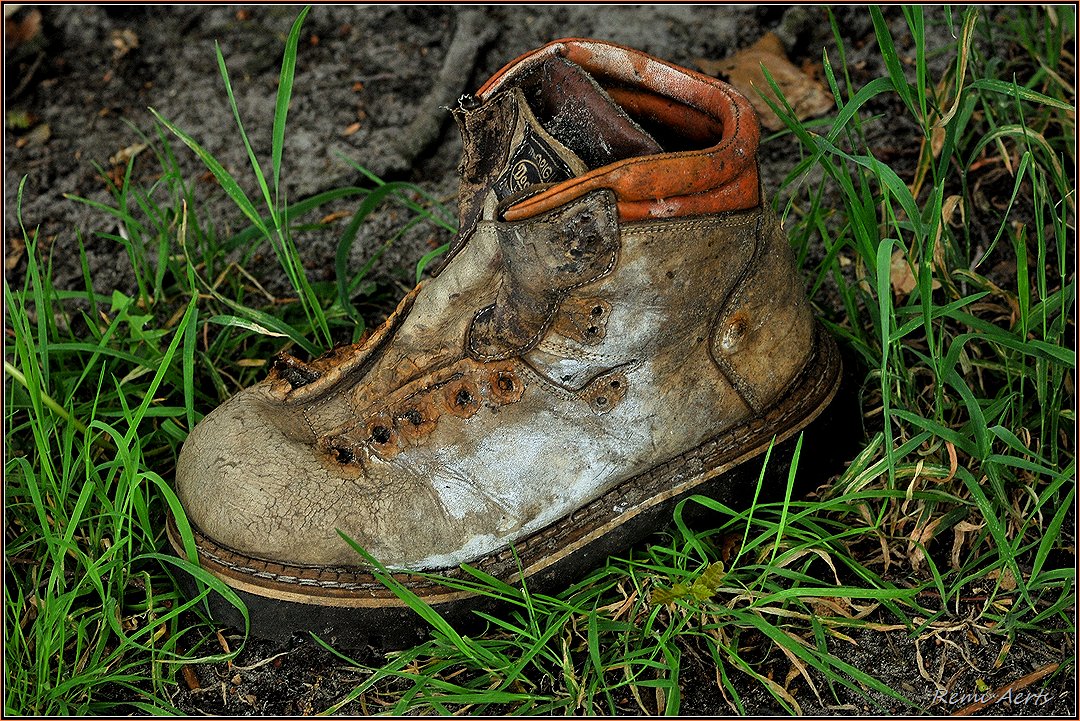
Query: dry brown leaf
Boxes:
[
  {"xmin": 111, "ymin": 28, "xmax": 139, "ymax": 60},
  {"xmin": 987, "ymin": 567, "xmax": 1018, "ymax": 591},
  {"xmin": 931, "ymin": 194, "xmax": 964, "ymax": 272},
  {"xmin": 181, "ymin": 664, "xmax": 201, "ymax": 690},
  {"xmin": 891, "ymin": 249, "xmax": 941, "ymax": 298},
  {"xmin": 950, "ymin": 519, "xmax": 985, "ymax": 569},
  {"xmin": 908, "ymin": 514, "xmax": 946, "ymax": 570},
  {"xmin": 696, "ymin": 32, "xmax": 833, "ymax": 131},
  {"xmin": 6, "ymin": 235, "xmax": 25, "ymax": 271},
  {"xmin": 109, "ymin": 142, "xmax": 148, "ymax": 167},
  {"xmin": 5, "ymin": 8, "xmax": 41, "ymax": 50},
  {"xmin": 14, "ymin": 122, "xmax": 49, "ymax": 149},
  {"xmin": 890, "ymin": 249, "xmax": 918, "ymax": 296},
  {"xmin": 930, "ymin": 123, "xmax": 947, "ymax": 158}
]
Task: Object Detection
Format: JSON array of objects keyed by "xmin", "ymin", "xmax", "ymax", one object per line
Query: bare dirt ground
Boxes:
[
  {"xmin": 5, "ymin": 5, "xmax": 1074, "ymax": 716},
  {"xmin": 6, "ymin": 5, "xmax": 905, "ymax": 302}
]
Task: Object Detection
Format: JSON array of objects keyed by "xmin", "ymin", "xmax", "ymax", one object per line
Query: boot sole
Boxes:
[{"xmin": 166, "ymin": 324, "xmax": 841, "ymax": 647}]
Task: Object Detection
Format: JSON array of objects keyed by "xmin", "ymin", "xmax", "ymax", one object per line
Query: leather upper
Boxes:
[{"xmin": 174, "ymin": 39, "xmax": 815, "ymax": 571}]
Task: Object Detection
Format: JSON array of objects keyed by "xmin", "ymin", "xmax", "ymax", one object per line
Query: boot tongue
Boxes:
[
  {"xmin": 494, "ymin": 56, "xmax": 666, "ymax": 201},
  {"xmin": 489, "ymin": 90, "xmax": 586, "ymax": 205},
  {"xmin": 452, "ymin": 57, "xmax": 662, "ymax": 240}
]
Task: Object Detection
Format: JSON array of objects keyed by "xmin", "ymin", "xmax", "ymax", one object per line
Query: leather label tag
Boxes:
[{"xmin": 493, "ymin": 124, "xmax": 575, "ymax": 200}]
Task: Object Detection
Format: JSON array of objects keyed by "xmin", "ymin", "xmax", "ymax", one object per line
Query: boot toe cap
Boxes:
[{"xmin": 176, "ymin": 385, "xmax": 375, "ymax": 566}]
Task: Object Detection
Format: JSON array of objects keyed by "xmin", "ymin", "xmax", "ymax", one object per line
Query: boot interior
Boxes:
[{"xmin": 517, "ymin": 56, "xmax": 726, "ymax": 167}]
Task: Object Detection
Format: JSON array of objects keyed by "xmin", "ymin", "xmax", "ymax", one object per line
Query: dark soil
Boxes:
[
  {"xmin": 4, "ymin": 4, "xmax": 930, "ymax": 302},
  {"xmin": 5, "ymin": 5, "xmax": 1074, "ymax": 716}
]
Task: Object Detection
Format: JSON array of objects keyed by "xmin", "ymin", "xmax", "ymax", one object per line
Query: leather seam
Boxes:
[
  {"xmin": 707, "ymin": 214, "xmax": 766, "ymax": 413},
  {"xmin": 467, "ymin": 197, "xmax": 620, "ymax": 361}
]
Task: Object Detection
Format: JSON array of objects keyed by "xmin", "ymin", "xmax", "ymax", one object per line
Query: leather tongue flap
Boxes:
[
  {"xmin": 491, "ymin": 90, "xmax": 587, "ymax": 203},
  {"xmin": 453, "ymin": 87, "xmax": 587, "ymax": 237}
]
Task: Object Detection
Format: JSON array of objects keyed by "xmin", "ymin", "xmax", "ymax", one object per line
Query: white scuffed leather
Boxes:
[{"xmin": 175, "ymin": 194, "xmax": 814, "ymax": 571}]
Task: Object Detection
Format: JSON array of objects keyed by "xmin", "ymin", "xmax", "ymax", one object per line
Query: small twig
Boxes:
[
  {"xmin": 11, "ymin": 50, "xmax": 46, "ymax": 100},
  {"xmin": 951, "ymin": 663, "xmax": 1060, "ymax": 716},
  {"xmin": 389, "ymin": 8, "xmax": 497, "ymax": 170}
]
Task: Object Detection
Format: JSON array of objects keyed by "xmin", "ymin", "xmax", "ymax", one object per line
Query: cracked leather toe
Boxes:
[{"xmin": 175, "ymin": 382, "xmax": 452, "ymax": 568}]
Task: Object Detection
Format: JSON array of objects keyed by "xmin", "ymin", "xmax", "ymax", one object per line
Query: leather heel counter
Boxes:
[{"xmin": 709, "ymin": 206, "xmax": 814, "ymax": 413}]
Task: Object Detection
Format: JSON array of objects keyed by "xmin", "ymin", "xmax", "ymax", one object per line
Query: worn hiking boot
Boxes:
[{"xmin": 168, "ymin": 38, "xmax": 841, "ymax": 644}]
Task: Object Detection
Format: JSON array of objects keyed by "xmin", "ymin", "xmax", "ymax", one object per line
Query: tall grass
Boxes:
[
  {"xmin": 4, "ymin": 7, "xmax": 451, "ymax": 713},
  {"xmin": 5, "ymin": 5, "xmax": 1074, "ymax": 715}
]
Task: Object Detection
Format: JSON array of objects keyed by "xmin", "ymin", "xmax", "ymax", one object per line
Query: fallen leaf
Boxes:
[
  {"xmin": 696, "ymin": 32, "xmax": 833, "ymax": 131},
  {"xmin": 890, "ymin": 248, "xmax": 942, "ymax": 298},
  {"xmin": 342, "ymin": 121, "xmax": 361, "ymax": 136},
  {"xmin": 181, "ymin": 665, "xmax": 201, "ymax": 690},
  {"xmin": 6, "ymin": 235, "xmax": 25, "ymax": 271},
  {"xmin": 5, "ymin": 8, "xmax": 41, "ymax": 51},
  {"xmin": 105, "ymin": 165, "xmax": 124, "ymax": 189},
  {"xmin": 109, "ymin": 142, "xmax": 148, "ymax": 167},
  {"xmin": 14, "ymin": 122, "xmax": 49, "ymax": 148},
  {"xmin": 890, "ymin": 249, "xmax": 918, "ymax": 296},
  {"xmin": 987, "ymin": 567, "xmax": 1018, "ymax": 591},
  {"xmin": 111, "ymin": 28, "xmax": 139, "ymax": 60}
]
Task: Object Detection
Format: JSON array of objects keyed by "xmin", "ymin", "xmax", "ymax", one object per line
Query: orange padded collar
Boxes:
[{"xmin": 478, "ymin": 38, "xmax": 761, "ymax": 222}]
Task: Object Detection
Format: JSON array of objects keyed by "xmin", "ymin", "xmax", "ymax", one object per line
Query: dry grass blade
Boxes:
[{"xmin": 951, "ymin": 663, "xmax": 1061, "ymax": 716}]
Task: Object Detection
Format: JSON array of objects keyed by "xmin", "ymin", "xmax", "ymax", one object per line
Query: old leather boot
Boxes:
[{"xmin": 168, "ymin": 38, "xmax": 841, "ymax": 643}]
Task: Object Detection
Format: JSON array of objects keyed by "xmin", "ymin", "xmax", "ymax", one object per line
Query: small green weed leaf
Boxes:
[
  {"xmin": 649, "ymin": 586, "xmax": 678, "ymax": 606},
  {"xmin": 689, "ymin": 580, "xmax": 716, "ymax": 602},
  {"xmin": 109, "ymin": 290, "xmax": 131, "ymax": 313},
  {"xmin": 699, "ymin": 561, "xmax": 726, "ymax": 590}
]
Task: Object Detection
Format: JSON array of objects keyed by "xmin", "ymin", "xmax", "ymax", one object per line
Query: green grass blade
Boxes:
[
  {"xmin": 273, "ymin": 6, "xmax": 311, "ymax": 203},
  {"xmin": 149, "ymin": 110, "xmax": 268, "ymax": 236},
  {"xmin": 215, "ymin": 41, "xmax": 274, "ymax": 216}
]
